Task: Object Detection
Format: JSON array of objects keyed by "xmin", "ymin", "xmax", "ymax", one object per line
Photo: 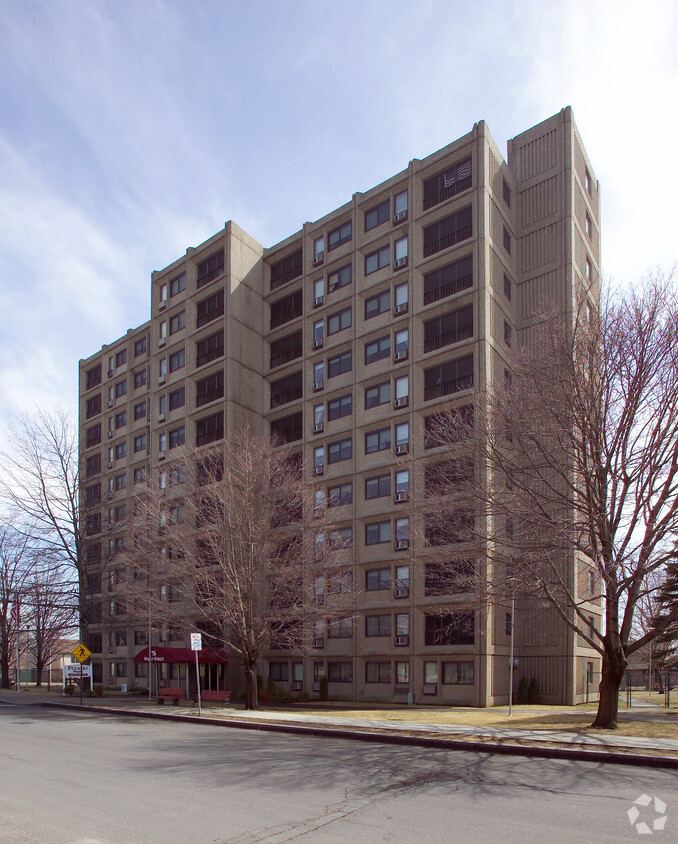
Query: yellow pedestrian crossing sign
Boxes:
[{"xmin": 72, "ymin": 643, "xmax": 92, "ymax": 663}]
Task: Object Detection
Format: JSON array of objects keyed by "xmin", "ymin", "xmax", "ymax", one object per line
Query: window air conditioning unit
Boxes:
[
  {"xmin": 313, "ymin": 296, "xmax": 324, "ymax": 308},
  {"xmin": 313, "ymin": 380, "xmax": 324, "ymax": 392},
  {"xmin": 395, "ymin": 635, "xmax": 409, "ymax": 647},
  {"xmin": 393, "ymin": 350, "xmax": 408, "ymax": 362},
  {"xmin": 394, "ymin": 443, "xmax": 409, "ymax": 456},
  {"xmin": 291, "ymin": 681, "xmax": 303, "ymax": 691},
  {"xmin": 107, "ymin": 522, "xmax": 114, "ymax": 531},
  {"xmin": 158, "ymin": 451, "xmax": 166, "ymax": 461},
  {"xmin": 108, "ymin": 460, "xmax": 114, "ymax": 469},
  {"xmin": 422, "ymin": 683, "xmax": 438, "ymax": 695},
  {"xmin": 393, "ymin": 210, "xmax": 408, "ymax": 224},
  {"xmin": 395, "ymin": 586, "xmax": 409, "ymax": 599},
  {"xmin": 313, "ymin": 465, "xmax": 324, "ymax": 476},
  {"xmin": 313, "ymin": 422, "xmax": 324, "ymax": 433},
  {"xmin": 313, "ymin": 637, "xmax": 324, "ymax": 648},
  {"xmin": 394, "ymin": 396, "xmax": 409, "ymax": 409},
  {"xmin": 158, "ymin": 375, "xmax": 166, "ymax": 385},
  {"xmin": 395, "ymin": 539, "xmax": 409, "ymax": 551},
  {"xmin": 158, "ymin": 337, "xmax": 166, "ymax": 348},
  {"xmin": 313, "ymin": 253, "xmax": 324, "ymax": 266},
  {"xmin": 394, "ymin": 303, "xmax": 408, "ymax": 315},
  {"xmin": 107, "ymin": 431, "xmax": 114, "ymax": 439},
  {"xmin": 394, "ymin": 491, "xmax": 409, "ymax": 503},
  {"xmin": 314, "ymin": 594, "xmax": 325, "ymax": 605},
  {"xmin": 313, "ymin": 338, "xmax": 324, "ymax": 349},
  {"xmin": 312, "ymin": 681, "xmax": 321, "ymax": 691},
  {"xmin": 107, "ymin": 553, "xmax": 114, "ymax": 562},
  {"xmin": 107, "ymin": 370, "xmax": 114, "ymax": 378},
  {"xmin": 108, "ymin": 400, "xmax": 114, "ymax": 408},
  {"xmin": 106, "ymin": 491, "xmax": 113, "ymax": 500},
  {"xmin": 394, "ymin": 257, "xmax": 408, "ymax": 269},
  {"xmin": 158, "ymin": 299, "xmax": 167, "ymax": 310},
  {"xmin": 108, "ymin": 646, "xmax": 114, "ymax": 653},
  {"xmin": 158, "ymin": 413, "xmax": 166, "ymax": 423}
]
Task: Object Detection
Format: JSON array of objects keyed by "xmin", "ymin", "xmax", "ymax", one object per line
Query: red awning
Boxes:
[{"xmin": 133, "ymin": 646, "xmax": 229, "ymax": 664}]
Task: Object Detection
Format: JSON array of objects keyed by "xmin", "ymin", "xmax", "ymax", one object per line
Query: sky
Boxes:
[{"xmin": 1, "ymin": 0, "xmax": 677, "ymax": 439}]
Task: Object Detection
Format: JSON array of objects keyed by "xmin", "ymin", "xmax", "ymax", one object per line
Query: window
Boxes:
[
  {"xmin": 395, "ymin": 469, "xmax": 411, "ymax": 499},
  {"xmin": 365, "ymin": 521, "xmax": 391, "ymax": 545},
  {"xmin": 313, "ymin": 277, "xmax": 324, "ymax": 303},
  {"xmin": 270, "ymin": 412, "xmax": 302, "ymax": 444},
  {"xmin": 86, "ymin": 513, "xmax": 101, "ymax": 536},
  {"xmin": 313, "ymin": 319, "xmax": 324, "ymax": 347},
  {"xmin": 159, "ymin": 283, "xmax": 167, "ymax": 306},
  {"xmin": 365, "ymin": 289, "xmax": 390, "ymax": 320},
  {"xmin": 115, "ymin": 380, "xmax": 127, "ymax": 398},
  {"xmin": 585, "ymin": 167, "xmax": 592, "ymax": 195},
  {"xmin": 425, "ymin": 560, "xmax": 474, "ymax": 595},
  {"xmin": 394, "ymin": 328, "xmax": 408, "ymax": 355},
  {"xmin": 197, "ymin": 250, "xmax": 224, "ymax": 289},
  {"xmin": 365, "ymin": 244, "xmax": 390, "ymax": 275},
  {"xmin": 503, "ymin": 274, "xmax": 512, "ymax": 301},
  {"xmin": 328, "ymin": 221, "xmax": 352, "ymax": 251},
  {"xmin": 196, "ymin": 289, "xmax": 224, "ymax": 328},
  {"xmin": 585, "ymin": 213, "xmax": 593, "ymax": 239},
  {"xmin": 394, "ymin": 236, "xmax": 408, "ymax": 267},
  {"xmin": 86, "ymin": 364, "xmax": 102, "ymax": 390},
  {"xmin": 169, "ymin": 426, "xmax": 185, "ymax": 449},
  {"xmin": 365, "ymin": 427, "xmax": 391, "ymax": 454},
  {"xmin": 85, "ymin": 484, "xmax": 101, "ymax": 507},
  {"xmin": 365, "ymin": 335, "xmax": 390, "ymax": 364},
  {"xmin": 314, "ymin": 236, "xmax": 324, "ymax": 261},
  {"xmin": 365, "ymin": 381, "xmax": 390, "ymax": 409},
  {"xmin": 270, "ymin": 371, "xmax": 302, "ymax": 408},
  {"xmin": 328, "ymin": 482, "xmax": 352, "ymax": 507},
  {"xmin": 327, "ymin": 264, "xmax": 351, "ymax": 293},
  {"xmin": 86, "ymin": 395, "xmax": 101, "ymax": 419},
  {"xmin": 327, "ymin": 350, "xmax": 352, "ymax": 378},
  {"xmin": 425, "ymin": 458, "xmax": 473, "ymax": 496},
  {"xmin": 85, "ymin": 454, "xmax": 101, "ymax": 477},
  {"xmin": 423, "ymin": 158, "xmax": 472, "ymax": 209},
  {"xmin": 503, "ymin": 226, "xmax": 511, "ymax": 254},
  {"xmin": 270, "ymin": 290, "xmax": 303, "ymax": 329},
  {"xmin": 327, "ymin": 394, "xmax": 352, "ymax": 420},
  {"xmin": 328, "ymin": 617, "xmax": 352, "ymax": 639},
  {"xmin": 196, "ymin": 331, "xmax": 225, "ymax": 367},
  {"xmin": 327, "ymin": 307, "xmax": 352, "ymax": 335},
  {"xmin": 395, "ymin": 661, "xmax": 410, "ymax": 685},
  {"xmin": 133, "ymin": 370, "xmax": 147, "ymax": 389},
  {"xmin": 170, "ymin": 272, "xmax": 186, "ymax": 297},
  {"xmin": 269, "ymin": 331, "xmax": 301, "ymax": 368},
  {"xmin": 115, "ymin": 350, "xmax": 127, "ymax": 367},
  {"xmin": 327, "ymin": 437, "xmax": 352, "ymax": 464},
  {"xmin": 313, "ymin": 446, "xmax": 324, "ymax": 471},
  {"xmin": 196, "ymin": 413, "xmax": 224, "ymax": 447},
  {"xmin": 443, "ymin": 661, "xmax": 474, "ymax": 684},
  {"xmin": 85, "ymin": 424, "xmax": 101, "ymax": 449},
  {"xmin": 366, "ymin": 567, "xmax": 391, "ymax": 590},
  {"xmin": 169, "ymin": 349, "xmax": 185, "ymax": 372},
  {"xmin": 425, "ymin": 508, "xmax": 474, "ymax": 545},
  {"xmin": 365, "ymin": 662, "xmax": 391, "ymax": 684},
  {"xmin": 114, "ymin": 442, "xmax": 126, "ymax": 459},
  {"xmin": 423, "ymin": 207, "xmax": 472, "ymax": 258},
  {"xmin": 133, "ymin": 467, "xmax": 146, "ymax": 484},
  {"xmin": 424, "ymin": 306, "xmax": 473, "ymax": 353},
  {"xmin": 425, "ymin": 611, "xmax": 475, "ymax": 645},
  {"xmin": 327, "ymin": 662, "xmax": 353, "ymax": 682},
  {"xmin": 365, "ymin": 614, "xmax": 391, "ymax": 637},
  {"xmin": 115, "ymin": 473, "xmax": 127, "ymax": 491},
  {"xmin": 169, "ymin": 311, "xmax": 185, "ymax": 334},
  {"xmin": 424, "ymin": 405, "xmax": 474, "ymax": 448},
  {"xmin": 168, "ymin": 386, "xmax": 186, "ymax": 411},
  {"xmin": 502, "ymin": 178, "xmax": 511, "ymax": 207},
  {"xmin": 329, "ymin": 526, "xmax": 353, "ymax": 549},
  {"xmin": 504, "ymin": 321, "xmax": 512, "ymax": 347},
  {"xmin": 158, "ymin": 359, "xmax": 167, "ymax": 379},
  {"xmin": 365, "ymin": 199, "xmax": 389, "ymax": 231},
  {"xmin": 160, "ymin": 320, "xmax": 167, "ymax": 341},
  {"xmin": 424, "ymin": 355, "xmax": 473, "ymax": 401},
  {"xmin": 115, "ymin": 411, "xmax": 127, "ymax": 429},
  {"xmin": 586, "ymin": 256, "xmax": 593, "ymax": 280},
  {"xmin": 270, "ymin": 249, "xmax": 303, "ymax": 291},
  {"xmin": 365, "ymin": 473, "xmax": 390, "ymax": 500},
  {"xmin": 133, "ymin": 337, "xmax": 147, "ymax": 357},
  {"xmin": 423, "ymin": 255, "xmax": 473, "ymax": 306}
]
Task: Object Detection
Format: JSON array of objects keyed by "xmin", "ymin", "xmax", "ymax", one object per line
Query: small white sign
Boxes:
[
  {"xmin": 63, "ymin": 663, "xmax": 92, "ymax": 679},
  {"xmin": 190, "ymin": 633, "xmax": 202, "ymax": 651}
]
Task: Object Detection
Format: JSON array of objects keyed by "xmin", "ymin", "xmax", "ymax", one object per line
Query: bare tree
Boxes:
[
  {"xmin": 127, "ymin": 428, "xmax": 349, "ymax": 709},
  {"xmin": 0, "ymin": 409, "xmax": 85, "ymax": 634},
  {"xmin": 0, "ymin": 525, "xmax": 39, "ymax": 688},
  {"xmin": 428, "ymin": 272, "xmax": 678, "ymax": 728},
  {"xmin": 649, "ymin": 556, "xmax": 678, "ymax": 673}
]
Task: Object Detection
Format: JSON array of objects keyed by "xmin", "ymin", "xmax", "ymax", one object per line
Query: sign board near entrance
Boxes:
[
  {"xmin": 190, "ymin": 633, "xmax": 202, "ymax": 651},
  {"xmin": 63, "ymin": 663, "xmax": 92, "ymax": 679}
]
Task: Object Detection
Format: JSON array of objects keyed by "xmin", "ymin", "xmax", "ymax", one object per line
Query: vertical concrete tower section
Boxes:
[{"xmin": 507, "ymin": 107, "xmax": 601, "ymax": 703}]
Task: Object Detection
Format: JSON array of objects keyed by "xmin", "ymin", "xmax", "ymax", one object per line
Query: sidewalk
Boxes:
[{"xmin": 8, "ymin": 689, "xmax": 678, "ymax": 769}]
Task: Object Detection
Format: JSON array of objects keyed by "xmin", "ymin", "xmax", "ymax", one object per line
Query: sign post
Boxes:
[
  {"xmin": 190, "ymin": 633, "xmax": 202, "ymax": 716},
  {"xmin": 72, "ymin": 643, "xmax": 92, "ymax": 706}
]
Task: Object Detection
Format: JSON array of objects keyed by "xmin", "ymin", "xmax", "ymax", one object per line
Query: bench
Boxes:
[
  {"xmin": 157, "ymin": 687, "xmax": 184, "ymax": 705},
  {"xmin": 193, "ymin": 689, "xmax": 232, "ymax": 707}
]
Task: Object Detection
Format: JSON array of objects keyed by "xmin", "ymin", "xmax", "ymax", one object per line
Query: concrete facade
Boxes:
[{"xmin": 78, "ymin": 107, "xmax": 601, "ymax": 705}]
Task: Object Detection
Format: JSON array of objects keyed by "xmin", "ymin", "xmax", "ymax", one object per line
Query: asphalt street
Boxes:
[{"xmin": 1, "ymin": 700, "xmax": 677, "ymax": 844}]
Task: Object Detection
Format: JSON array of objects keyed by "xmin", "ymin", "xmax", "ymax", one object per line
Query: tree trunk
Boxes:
[
  {"xmin": 591, "ymin": 645, "xmax": 626, "ymax": 729},
  {"xmin": 244, "ymin": 662, "xmax": 259, "ymax": 710}
]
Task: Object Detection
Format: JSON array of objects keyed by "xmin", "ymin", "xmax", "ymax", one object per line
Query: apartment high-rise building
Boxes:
[{"xmin": 79, "ymin": 107, "xmax": 601, "ymax": 705}]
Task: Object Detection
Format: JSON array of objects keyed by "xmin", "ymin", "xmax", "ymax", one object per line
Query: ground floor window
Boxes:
[
  {"xmin": 328, "ymin": 661, "xmax": 353, "ymax": 683},
  {"xmin": 269, "ymin": 662, "xmax": 289, "ymax": 682},
  {"xmin": 365, "ymin": 662, "xmax": 391, "ymax": 684},
  {"xmin": 442, "ymin": 661, "xmax": 474, "ymax": 684}
]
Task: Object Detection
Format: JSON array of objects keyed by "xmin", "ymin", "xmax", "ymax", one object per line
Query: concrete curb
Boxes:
[{"xmin": 39, "ymin": 701, "xmax": 678, "ymax": 770}]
